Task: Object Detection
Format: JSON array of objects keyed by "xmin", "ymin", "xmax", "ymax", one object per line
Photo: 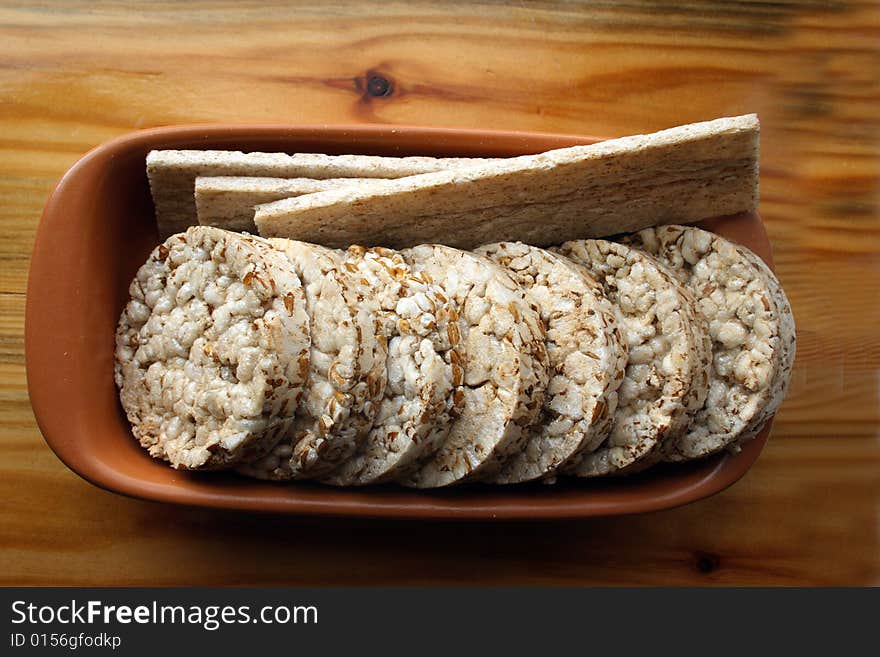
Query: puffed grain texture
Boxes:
[
  {"xmin": 621, "ymin": 225, "xmax": 783, "ymax": 459},
  {"xmin": 323, "ymin": 246, "xmax": 464, "ymax": 486},
  {"xmin": 398, "ymin": 245, "xmax": 550, "ymax": 488},
  {"xmin": 475, "ymin": 242, "xmax": 628, "ymax": 484},
  {"xmin": 114, "ymin": 226, "xmax": 310, "ymax": 470},
  {"xmin": 731, "ymin": 244, "xmax": 796, "ymax": 444},
  {"xmin": 554, "ymin": 239, "xmax": 709, "ymax": 476},
  {"xmin": 237, "ymin": 240, "xmax": 386, "ymax": 480}
]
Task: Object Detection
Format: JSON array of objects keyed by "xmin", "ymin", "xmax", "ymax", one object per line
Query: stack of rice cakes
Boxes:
[{"xmin": 115, "ymin": 224, "xmax": 794, "ymax": 487}]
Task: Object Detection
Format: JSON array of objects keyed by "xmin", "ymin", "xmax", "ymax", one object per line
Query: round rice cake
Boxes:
[
  {"xmin": 731, "ymin": 244, "xmax": 796, "ymax": 444},
  {"xmin": 237, "ymin": 240, "xmax": 386, "ymax": 480},
  {"xmin": 622, "ymin": 225, "xmax": 785, "ymax": 460},
  {"xmin": 607, "ymin": 288, "xmax": 713, "ymax": 475},
  {"xmin": 114, "ymin": 226, "xmax": 310, "ymax": 470},
  {"xmin": 398, "ymin": 244, "xmax": 550, "ymax": 488},
  {"xmin": 317, "ymin": 249, "xmax": 388, "ymax": 468},
  {"xmin": 554, "ymin": 239, "xmax": 710, "ymax": 476},
  {"xmin": 323, "ymin": 246, "xmax": 464, "ymax": 486},
  {"xmin": 475, "ymin": 242, "xmax": 628, "ymax": 484}
]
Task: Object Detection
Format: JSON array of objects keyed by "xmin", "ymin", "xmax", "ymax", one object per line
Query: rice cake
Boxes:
[
  {"xmin": 731, "ymin": 244, "xmax": 796, "ymax": 444},
  {"xmin": 555, "ymin": 240, "xmax": 710, "ymax": 476},
  {"xmin": 621, "ymin": 225, "xmax": 784, "ymax": 460},
  {"xmin": 398, "ymin": 245, "xmax": 550, "ymax": 488},
  {"xmin": 237, "ymin": 240, "xmax": 386, "ymax": 480},
  {"xmin": 323, "ymin": 247, "xmax": 464, "ymax": 486},
  {"xmin": 475, "ymin": 242, "xmax": 628, "ymax": 484},
  {"xmin": 114, "ymin": 226, "xmax": 310, "ymax": 470}
]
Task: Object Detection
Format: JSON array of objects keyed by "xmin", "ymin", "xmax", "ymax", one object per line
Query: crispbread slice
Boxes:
[
  {"xmin": 195, "ymin": 176, "xmax": 381, "ymax": 232},
  {"xmin": 255, "ymin": 115, "xmax": 759, "ymax": 249},
  {"xmin": 147, "ymin": 150, "xmax": 499, "ymax": 238}
]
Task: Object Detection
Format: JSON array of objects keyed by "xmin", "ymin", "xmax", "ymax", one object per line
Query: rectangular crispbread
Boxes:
[
  {"xmin": 195, "ymin": 176, "xmax": 383, "ymax": 232},
  {"xmin": 254, "ymin": 115, "xmax": 760, "ymax": 249},
  {"xmin": 147, "ymin": 150, "xmax": 499, "ymax": 237}
]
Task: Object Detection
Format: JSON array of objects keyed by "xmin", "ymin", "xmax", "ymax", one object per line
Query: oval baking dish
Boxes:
[{"xmin": 26, "ymin": 124, "xmax": 774, "ymax": 519}]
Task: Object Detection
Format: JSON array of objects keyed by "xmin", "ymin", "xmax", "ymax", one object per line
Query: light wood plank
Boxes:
[{"xmin": 0, "ymin": 0, "xmax": 878, "ymax": 585}]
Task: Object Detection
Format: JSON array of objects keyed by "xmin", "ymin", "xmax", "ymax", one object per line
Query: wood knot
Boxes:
[
  {"xmin": 356, "ymin": 70, "xmax": 394, "ymax": 99},
  {"xmin": 694, "ymin": 551, "xmax": 721, "ymax": 574}
]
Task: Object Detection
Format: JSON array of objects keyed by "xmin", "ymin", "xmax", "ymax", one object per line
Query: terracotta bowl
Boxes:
[{"xmin": 26, "ymin": 124, "xmax": 773, "ymax": 519}]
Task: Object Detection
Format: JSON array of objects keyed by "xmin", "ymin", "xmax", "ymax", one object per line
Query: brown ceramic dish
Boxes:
[{"xmin": 26, "ymin": 124, "xmax": 773, "ymax": 519}]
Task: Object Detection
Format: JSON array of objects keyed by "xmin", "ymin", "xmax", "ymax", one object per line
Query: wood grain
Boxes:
[{"xmin": 1, "ymin": 0, "xmax": 878, "ymax": 586}]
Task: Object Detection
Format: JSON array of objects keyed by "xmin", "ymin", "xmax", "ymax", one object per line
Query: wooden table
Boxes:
[{"xmin": 1, "ymin": 1, "xmax": 877, "ymax": 586}]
